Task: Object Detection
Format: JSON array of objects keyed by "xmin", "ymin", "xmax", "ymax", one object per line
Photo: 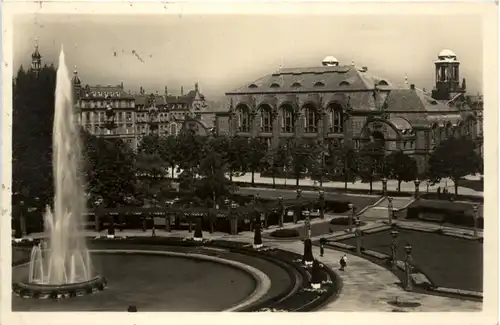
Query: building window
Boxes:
[
  {"xmin": 329, "ymin": 107, "xmax": 344, "ymax": 133},
  {"xmin": 170, "ymin": 123, "xmax": 178, "ymax": 136},
  {"xmin": 260, "ymin": 106, "xmax": 273, "ymax": 133},
  {"xmin": 281, "ymin": 107, "xmax": 294, "ymax": 133},
  {"xmin": 237, "ymin": 106, "xmax": 250, "ymax": 132},
  {"xmin": 304, "ymin": 106, "xmax": 317, "ymax": 133}
]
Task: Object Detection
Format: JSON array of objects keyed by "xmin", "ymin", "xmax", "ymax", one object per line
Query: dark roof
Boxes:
[
  {"xmin": 228, "ymin": 65, "xmax": 393, "ymax": 94},
  {"xmin": 82, "ymin": 85, "xmax": 132, "ymax": 99}
]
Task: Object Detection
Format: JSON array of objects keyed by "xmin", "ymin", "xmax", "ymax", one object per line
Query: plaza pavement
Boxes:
[{"xmin": 21, "ymin": 217, "xmax": 482, "ymax": 312}]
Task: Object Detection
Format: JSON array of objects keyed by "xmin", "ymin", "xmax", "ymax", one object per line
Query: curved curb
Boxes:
[{"xmin": 89, "ymin": 249, "xmax": 272, "ymax": 312}]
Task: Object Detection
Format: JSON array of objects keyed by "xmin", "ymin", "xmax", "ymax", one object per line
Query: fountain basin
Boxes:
[{"xmin": 13, "ymin": 275, "xmax": 107, "ymax": 299}]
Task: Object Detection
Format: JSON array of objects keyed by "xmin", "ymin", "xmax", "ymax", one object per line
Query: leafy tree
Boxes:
[
  {"xmin": 158, "ymin": 135, "xmax": 179, "ymax": 179},
  {"xmin": 247, "ymin": 137, "xmax": 269, "ymax": 186},
  {"xmin": 288, "ymin": 139, "xmax": 317, "ymax": 187},
  {"xmin": 83, "ymin": 134, "xmax": 137, "ymax": 208},
  {"xmin": 357, "ymin": 141, "xmax": 386, "ymax": 193},
  {"xmin": 193, "ymin": 137, "xmax": 234, "ymax": 204},
  {"xmin": 262, "ymin": 141, "xmax": 289, "ymax": 188},
  {"xmin": 176, "ymin": 128, "xmax": 206, "ymax": 189},
  {"xmin": 428, "ymin": 136, "xmax": 483, "ymax": 195},
  {"xmin": 12, "ymin": 64, "xmax": 57, "ymax": 201},
  {"xmin": 386, "ymin": 150, "xmax": 418, "ymax": 191},
  {"xmin": 135, "ymin": 152, "xmax": 170, "ymax": 206},
  {"xmin": 223, "ymin": 136, "xmax": 249, "ymax": 182},
  {"xmin": 336, "ymin": 147, "xmax": 359, "ymax": 190},
  {"xmin": 137, "ymin": 134, "xmax": 161, "ymax": 155}
]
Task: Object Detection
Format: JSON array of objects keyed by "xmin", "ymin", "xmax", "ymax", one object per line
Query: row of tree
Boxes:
[{"xmin": 12, "ymin": 64, "xmax": 483, "ymax": 209}]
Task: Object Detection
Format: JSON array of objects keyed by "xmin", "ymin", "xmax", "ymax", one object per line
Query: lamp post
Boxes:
[
  {"xmin": 404, "ymin": 244, "xmax": 413, "ymax": 291},
  {"xmin": 348, "ymin": 203, "xmax": 354, "ymax": 232},
  {"xmin": 390, "ymin": 230, "xmax": 399, "ymax": 270},
  {"xmin": 318, "ymin": 189, "xmax": 325, "ymax": 219},
  {"xmin": 414, "ymin": 179, "xmax": 421, "ymax": 200},
  {"xmin": 296, "ymin": 188, "xmax": 302, "ymax": 200},
  {"xmin": 278, "ymin": 195, "xmax": 284, "ymax": 228},
  {"xmin": 304, "ymin": 210, "xmax": 311, "ymax": 240},
  {"xmin": 230, "ymin": 203, "xmax": 238, "ymax": 235},
  {"xmin": 381, "ymin": 177, "xmax": 388, "ymax": 197},
  {"xmin": 354, "ymin": 220, "xmax": 362, "ymax": 254},
  {"xmin": 473, "ymin": 205, "xmax": 479, "ymax": 238},
  {"xmin": 387, "ymin": 197, "xmax": 394, "ymax": 225}
]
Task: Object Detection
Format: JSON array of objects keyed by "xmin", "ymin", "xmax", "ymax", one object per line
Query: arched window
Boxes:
[
  {"xmin": 377, "ymin": 80, "xmax": 389, "ymax": 86},
  {"xmin": 339, "ymin": 81, "xmax": 351, "ymax": 86},
  {"xmin": 270, "ymin": 83, "xmax": 281, "ymax": 88},
  {"xmin": 248, "ymin": 84, "xmax": 258, "ymax": 89},
  {"xmin": 237, "ymin": 105, "xmax": 250, "ymax": 132},
  {"xmin": 328, "ymin": 104, "xmax": 344, "ymax": 133},
  {"xmin": 304, "ymin": 105, "xmax": 318, "ymax": 133},
  {"xmin": 291, "ymin": 82, "xmax": 302, "ymax": 88},
  {"xmin": 260, "ymin": 105, "xmax": 273, "ymax": 133},
  {"xmin": 281, "ymin": 105, "xmax": 295, "ymax": 133},
  {"xmin": 314, "ymin": 81, "xmax": 325, "ymax": 87}
]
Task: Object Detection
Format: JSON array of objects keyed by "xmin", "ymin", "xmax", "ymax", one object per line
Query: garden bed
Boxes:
[{"xmin": 406, "ymin": 200, "xmax": 483, "ymax": 229}]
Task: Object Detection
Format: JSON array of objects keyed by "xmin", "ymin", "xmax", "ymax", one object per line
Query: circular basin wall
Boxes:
[{"xmin": 13, "ymin": 252, "xmax": 257, "ymax": 311}]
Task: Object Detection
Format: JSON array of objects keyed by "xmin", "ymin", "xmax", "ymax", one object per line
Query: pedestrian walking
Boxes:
[
  {"xmin": 320, "ymin": 242, "xmax": 325, "ymax": 257},
  {"xmin": 339, "ymin": 254, "xmax": 348, "ymax": 271},
  {"xmin": 151, "ymin": 225, "xmax": 156, "ymax": 237}
]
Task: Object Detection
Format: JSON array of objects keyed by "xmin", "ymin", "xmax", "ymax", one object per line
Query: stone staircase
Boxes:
[{"xmin": 360, "ymin": 196, "xmax": 414, "ymax": 221}]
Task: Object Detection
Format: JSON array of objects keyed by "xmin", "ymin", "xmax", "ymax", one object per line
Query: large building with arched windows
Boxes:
[{"xmin": 222, "ymin": 51, "xmax": 483, "ymax": 173}]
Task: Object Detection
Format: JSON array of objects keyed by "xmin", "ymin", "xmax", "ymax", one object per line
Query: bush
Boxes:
[
  {"xmin": 406, "ymin": 200, "xmax": 484, "ymax": 229},
  {"xmin": 329, "ymin": 217, "xmax": 352, "ymax": 226},
  {"xmin": 270, "ymin": 228, "xmax": 300, "ymax": 238}
]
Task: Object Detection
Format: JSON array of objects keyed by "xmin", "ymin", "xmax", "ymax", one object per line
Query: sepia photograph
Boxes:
[{"xmin": 1, "ymin": 1, "xmax": 498, "ymax": 323}]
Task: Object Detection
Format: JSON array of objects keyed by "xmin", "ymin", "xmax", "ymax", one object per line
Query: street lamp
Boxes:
[
  {"xmin": 304, "ymin": 210, "xmax": 311, "ymax": 240},
  {"xmin": 296, "ymin": 188, "xmax": 302, "ymax": 199},
  {"xmin": 277, "ymin": 195, "xmax": 284, "ymax": 228},
  {"xmin": 381, "ymin": 177, "xmax": 388, "ymax": 196},
  {"xmin": 230, "ymin": 202, "xmax": 238, "ymax": 235},
  {"xmin": 318, "ymin": 189, "xmax": 325, "ymax": 219},
  {"xmin": 473, "ymin": 205, "xmax": 479, "ymax": 237},
  {"xmin": 390, "ymin": 230, "xmax": 399, "ymax": 270},
  {"xmin": 387, "ymin": 197, "xmax": 394, "ymax": 225},
  {"xmin": 404, "ymin": 244, "xmax": 413, "ymax": 291},
  {"xmin": 414, "ymin": 179, "xmax": 421, "ymax": 199},
  {"xmin": 354, "ymin": 220, "xmax": 362, "ymax": 254},
  {"xmin": 348, "ymin": 203, "xmax": 354, "ymax": 232}
]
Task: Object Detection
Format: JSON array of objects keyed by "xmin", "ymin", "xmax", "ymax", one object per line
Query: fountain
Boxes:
[{"xmin": 13, "ymin": 47, "xmax": 106, "ymax": 299}]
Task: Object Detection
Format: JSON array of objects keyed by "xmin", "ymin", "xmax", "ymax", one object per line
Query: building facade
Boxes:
[{"xmin": 222, "ymin": 50, "xmax": 483, "ymax": 172}]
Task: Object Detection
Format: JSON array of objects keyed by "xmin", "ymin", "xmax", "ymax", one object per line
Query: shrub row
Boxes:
[{"xmin": 406, "ymin": 200, "xmax": 484, "ymax": 229}]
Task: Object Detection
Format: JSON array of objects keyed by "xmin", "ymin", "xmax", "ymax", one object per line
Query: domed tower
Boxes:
[
  {"xmin": 431, "ymin": 49, "xmax": 465, "ymax": 100},
  {"xmin": 322, "ymin": 56, "xmax": 339, "ymax": 67},
  {"xmin": 72, "ymin": 66, "xmax": 82, "ymax": 102},
  {"xmin": 31, "ymin": 39, "xmax": 42, "ymax": 73}
]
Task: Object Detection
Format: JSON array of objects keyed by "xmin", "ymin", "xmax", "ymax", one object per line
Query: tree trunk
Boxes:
[
  {"xmin": 272, "ymin": 174, "xmax": 276, "ymax": 188},
  {"xmin": 251, "ymin": 170, "xmax": 255, "ymax": 186},
  {"xmin": 453, "ymin": 178, "xmax": 459, "ymax": 195},
  {"xmin": 369, "ymin": 179, "xmax": 373, "ymax": 193},
  {"xmin": 171, "ymin": 166, "xmax": 175, "ymax": 179},
  {"xmin": 296, "ymin": 174, "xmax": 300, "ymax": 187},
  {"xmin": 398, "ymin": 180, "xmax": 402, "ymax": 192}
]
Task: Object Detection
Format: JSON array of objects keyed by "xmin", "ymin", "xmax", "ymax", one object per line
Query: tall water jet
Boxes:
[{"xmin": 28, "ymin": 47, "xmax": 92, "ymax": 285}]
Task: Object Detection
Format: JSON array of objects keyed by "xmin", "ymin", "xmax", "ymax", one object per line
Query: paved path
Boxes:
[
  {"xmin": 20, "ymin": 224, "xmax": 482, "ymax": 312},
  {"xmin": 275, "ymin": 241, "xmax": 482, "ymax": 312}
]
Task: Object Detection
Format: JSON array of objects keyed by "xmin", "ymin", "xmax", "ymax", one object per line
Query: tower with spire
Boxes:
[
  {"xmin": 72, "ymin": 66, "xmax": 82, "ymax": 103},
  {"xmin": 31, "ymin": 39, "xmax": 42, "ymax": 73}
]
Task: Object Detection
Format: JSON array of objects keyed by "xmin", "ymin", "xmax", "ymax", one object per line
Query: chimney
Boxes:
[
  {"xmin": 195, "ymin": 82, "xmax": 199, "ymax": 92},
  {"xmin": 361, "ymin": 66, "xmax": 368, "ymax": 72},
  {"xmin": 181, "ymin": 86, "xmax": 184, "ymax": 96},
  {"xmin": 120, "ymin": 81, "xmax": 124, "ymax": 89},
  {"xmin": 410, "ymin": 84, "xmax": 415, "ymax": 90},
  {"xmin": 164, "ymin": 86, "xmax": 168, "ymax": 96}
]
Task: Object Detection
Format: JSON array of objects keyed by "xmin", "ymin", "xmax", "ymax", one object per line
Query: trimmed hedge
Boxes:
[
  {"xmin": 406, "ymin": 200, "xmax": 484, "ymax": 229},
  {"xmin": 329, "ymin": 217, "xmax": 353, "ymax": 226},
  {"xmin": 270, "ymin": 229, "xmax": 300, "ymax": 238}
]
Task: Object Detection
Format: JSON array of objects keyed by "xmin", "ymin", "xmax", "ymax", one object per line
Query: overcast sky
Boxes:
[{"xmin": 14, "ymin": 14, "xmax": 483, "ymax": 100}]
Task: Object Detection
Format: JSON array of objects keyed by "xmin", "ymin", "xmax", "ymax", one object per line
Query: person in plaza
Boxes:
[
  {"xmin": 339, "ymin": 254, "xmax": 348, "ymax": 271},
  {"xmin": 319, "ymin": 238, "xmax": 325, "ymax": 257}
]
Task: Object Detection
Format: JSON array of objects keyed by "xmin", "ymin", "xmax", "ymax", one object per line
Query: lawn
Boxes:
[
  {"xmin": 460, "ymin": 179, "xmax": 484, "ymax": 192},
  {"xmin": 339, "ymin": 229, "xmax": 483, "ymax": 292}
]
